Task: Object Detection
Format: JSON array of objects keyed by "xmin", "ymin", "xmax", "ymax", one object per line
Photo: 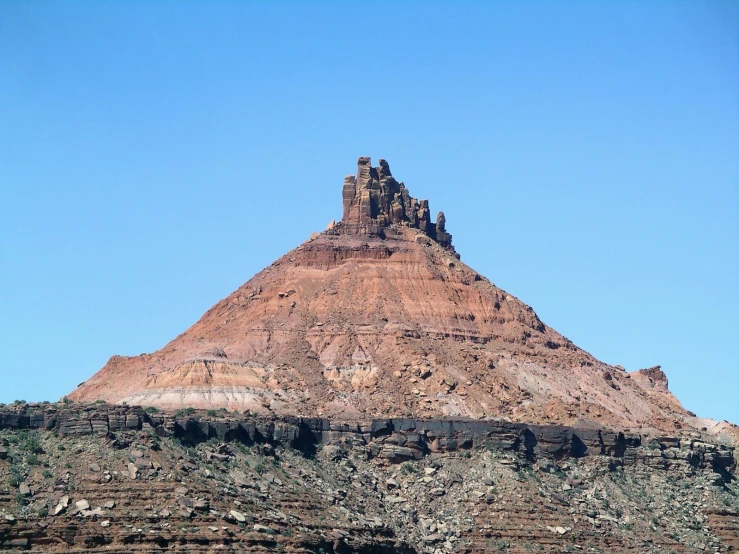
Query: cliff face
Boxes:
[
  {"xmin": 1, "ymin": 403, "xmax": 738, "ymax": 553},
  {"xmin": 339, "ymin": 157, "xmax": 455, "ymax": 252},
  {"xmin": 67, "ymin": 158, "xmax": 731, "ymax": 441}
]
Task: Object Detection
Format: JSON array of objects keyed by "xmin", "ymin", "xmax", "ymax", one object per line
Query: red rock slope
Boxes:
[{"xmin": 68, "ymin": 157, "xmax": 730, "ymax": 439}]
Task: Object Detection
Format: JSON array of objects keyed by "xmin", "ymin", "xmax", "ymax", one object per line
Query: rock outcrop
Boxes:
[
  {"xmin": 1, "ymin": 404, "xmax": 735, "ymax": 474},
  {"xmin": 338, "ymin": 157, "xmax": 456, "ymax": 255},
  {"xmin": 1, "ymin": 403, "xmax": 738, "ymax": 553},
  {"xmin": 631, "ymin": 365, "xmax": 670, "ymax": 392}
]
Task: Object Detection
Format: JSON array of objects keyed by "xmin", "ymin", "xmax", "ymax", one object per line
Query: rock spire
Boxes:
[{"xmin": 338, "ymin": 157, "xmax": 455, "ymax": 254}]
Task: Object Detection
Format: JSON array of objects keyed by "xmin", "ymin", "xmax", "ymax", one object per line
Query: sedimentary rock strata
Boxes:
[
  {"xmin": 0, "ymin": 402, "xmax": 737, "ymax": 553},
  {"xmin": 67, "ymin": 158, "xmax": 737, "ymax": 444},
  {"xmin": 339, "ymin": 157, "xmax": 456, "ymax": 254},
  {"xmin": 0, "ymin": 404, "xmax": 735, "ymax": 475}
]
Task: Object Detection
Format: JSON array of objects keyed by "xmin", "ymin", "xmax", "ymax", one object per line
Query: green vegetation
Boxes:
[
  {"xmin": 9, "ymin": 430, "xmax": 27, "ymax": 445},
  {"xmin": 144, "ymin": 406, "xmax": 160, "ymax": 414},
  {"xmin": 24, "ymin": 435, "xmax": 42, "ymax": 454},
  {"xmin": 8, "ymin": 467, "xmax": 24, "ymax": 488},
  {"xmin": 400, "ymin": 462, "xmax": 417, "ymax": 474}
]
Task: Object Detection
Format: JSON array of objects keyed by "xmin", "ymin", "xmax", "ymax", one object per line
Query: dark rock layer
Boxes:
[{"xmin": 0, "ymin": 405, "xmax": 733, "ymax": 476}]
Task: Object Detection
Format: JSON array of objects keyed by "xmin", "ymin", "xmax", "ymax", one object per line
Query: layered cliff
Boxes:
[
  {"xmin": 1, "ymin": 403, "xmax": 738, "ymax": 553},
  {"xmin": 338, "ymin": 156, "xmax": 455, "ymax": 252},
  {"xmin": 67, "ymin": 158, "xmax": 732, "ymax": 442}
]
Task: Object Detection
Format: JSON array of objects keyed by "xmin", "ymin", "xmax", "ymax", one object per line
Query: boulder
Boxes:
[
  {"xmin": 253, "ymin": 524, "xmax": 275, "ymax": 534},
  {"xmin": 134, "ymin": 457, "xmax": 152, "ymax": 469},
  {"xmin": 230, "ymin": 510, "xmax": 246, "ymax": 523},
  {"xmin": 53, "ymin": 496, "xmax": 69, "ymax": 515}
]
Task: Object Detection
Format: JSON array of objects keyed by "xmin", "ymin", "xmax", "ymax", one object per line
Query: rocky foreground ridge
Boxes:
[
  {"xmin": 68, "ymin": 157, "xmax": 737, "ymax": 444},
  {"xmin": 1, "ymin": 402, "xmax": 738, "ymax": 552}
]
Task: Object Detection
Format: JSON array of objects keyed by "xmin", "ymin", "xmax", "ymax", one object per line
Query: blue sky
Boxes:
[{"xmin": 1, "ymin": 1, "xmax": 737, "ymax": 423}]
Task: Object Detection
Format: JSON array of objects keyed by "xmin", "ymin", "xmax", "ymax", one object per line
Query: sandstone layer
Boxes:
[
  {"xmin": 68, "ymin": 158, "xmax": 736, "ymax": 443},
  {"xmin": 0, "ymin": 402, "xmax": 738, "ymax": 552}
]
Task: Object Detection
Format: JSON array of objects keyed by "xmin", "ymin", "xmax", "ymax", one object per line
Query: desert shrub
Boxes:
[
  {"xmin": 400, "ymin": 462, "xmax": 417, "ymax": 474},
  {"xmin": 24, "ymin": 435, "xmax": 42, "ymax": 454},
  {"xmin": 8, "ymin": 468, "xmax": 23, "ymax": 488}
]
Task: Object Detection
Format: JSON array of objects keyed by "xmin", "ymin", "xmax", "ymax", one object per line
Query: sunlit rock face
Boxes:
[{"xmin": 69, "ymin": 157, "xmax": 708, "ymax": 440}]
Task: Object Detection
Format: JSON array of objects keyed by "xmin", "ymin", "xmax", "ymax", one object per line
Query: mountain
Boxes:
[
  {"xmin": 5, "ymin": 158, "xmax": 737, "ymax": 553},
  {"xmin": 68, "ymin": 157, "xmax": 734, "ymax": 440}
]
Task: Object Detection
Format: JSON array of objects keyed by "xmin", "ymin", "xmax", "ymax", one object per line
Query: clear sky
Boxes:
[{"xmin": 1, "ymin": 1, "xmax": 737, "ymax": 423}]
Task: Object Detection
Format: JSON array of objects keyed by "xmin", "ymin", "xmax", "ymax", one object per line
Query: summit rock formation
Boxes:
[
  {"xmin": 339, "ymin": 156, "xmax": 455, "ymax": 252},
  {"xmin": 68, "ymin": 158, "xmax": 735, "ymax": 442}
]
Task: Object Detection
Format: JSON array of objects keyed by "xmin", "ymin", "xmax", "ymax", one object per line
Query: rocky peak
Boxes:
[
  {"xmin": 338, "ymin": 157, "xmax": 455, "ymax": 254},
  {"xmin": 631, "ymin": 365, "xmax": 670, "ymax": 392}
]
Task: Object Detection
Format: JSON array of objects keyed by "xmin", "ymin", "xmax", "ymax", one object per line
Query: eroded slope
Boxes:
[{"xmin": 68, "ymin": 157, "xmax": 726, "ymax": 439}]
